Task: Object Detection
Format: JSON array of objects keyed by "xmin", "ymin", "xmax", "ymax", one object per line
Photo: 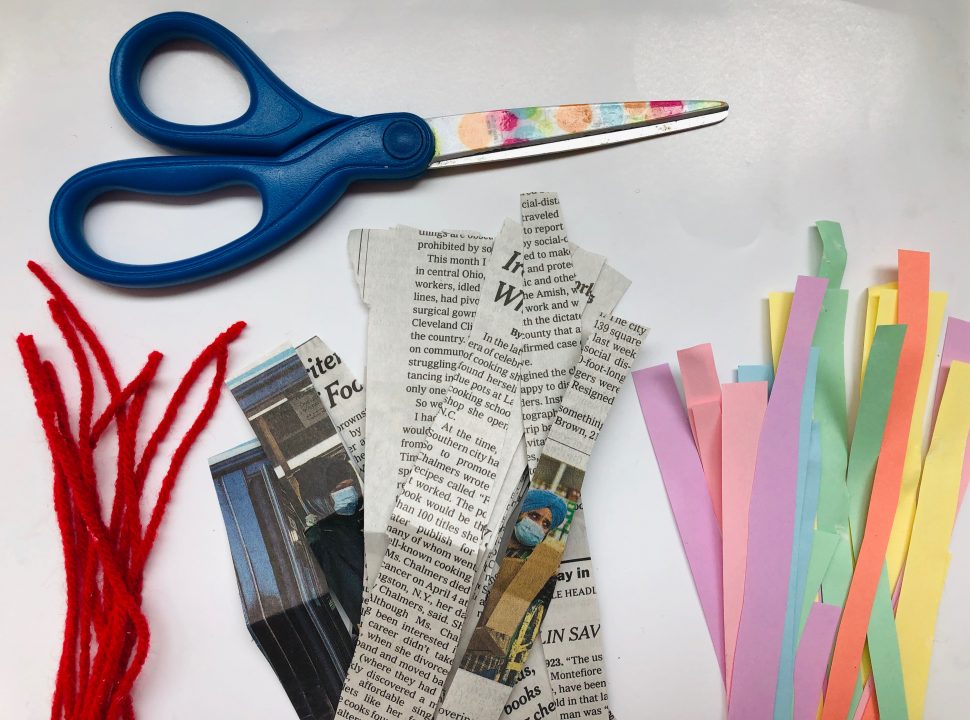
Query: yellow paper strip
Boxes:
[
  {"xmin": 895, "ymin": 360, "xmax": 970, "ymax": 720},
  {"xmin": 769, "ymin": 291, "xmax": 794, "ymax": 371},
  {"xmin": 861, "ymin": 283, "xmax": 898, "ymax": 389},
  {"xmin": 886, "ymin": 292, "xmax": 948, "ymax": 584}
]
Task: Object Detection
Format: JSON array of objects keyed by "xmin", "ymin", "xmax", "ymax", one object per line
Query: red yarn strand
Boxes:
[{"xmin": 20, "ymin": 263, "xmax": 245, "ymax": 720}]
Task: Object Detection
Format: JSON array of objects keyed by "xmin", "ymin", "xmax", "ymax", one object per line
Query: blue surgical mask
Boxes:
[
  {"xmin": 514, "ymin": 518, "xmax": 546, "ymax": 547},
  {"xmin": 331, "ymin": 486, "xmax": 359, "ymax": 515}
]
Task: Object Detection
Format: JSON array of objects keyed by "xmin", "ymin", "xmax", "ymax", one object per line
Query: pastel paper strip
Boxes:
[
  {"xmin": 769, "ymin": 292, "xmax": 794, "ymax": 372},
  {"xmin": 863, "ymin": 567, "xmax": 908, "ymax": 720},
  {"xmin": 721, "ymin": 381, "xmax": 768, "ymax": 694},
  {"xmin": 815, "ymin": 221, "xmax": 847, "ymax": 288},
  {"xmin": 815, "ymin": 290, "xmax": 853, "ymax": 605},
  {"xmin": 738, "ymin": 363, "xmax": 774, "ymax": 392},
  {"xmin": 775, "ymin": 413, "xmax": 821, "ymax": 720},
  {"xmin": 895, "ymin": 361, "xmax": 970, "ymax": 719},
  {"xmin": 931, "ymin": 318, "xmax": 970, "ymax": 429},
  {"xmin": 846, "ymin": 325, "xmax": 907, "ymax": 556},
  {"xmin": 793, "ymin": 603, "xmax": 842, "ymax": 720},
  {"xmin": 634, "ymin": 364, "xmax": 725, "ymax": 676},
  {"xmin": 728, "ymin": 275, "xmax": 827, "ymax": 719},
  {"xmin": 822, "ymin": 250, "xmax": 930, "ymax": 720},
  {"xmin": 887, "ymin": 292, "xmax": 948, "ymax": 585},
  {"xmin": 794, "ymin": 422, "xmax": 823, "ymax": 639},
  {"xmin": 861, "ymin": 284, "xmax": 898, "ymax": 389},
  {"xmin": 929, "ymin": 318, "xmax": 970, "ymax": 508},
  {"xmin": 678, "ymin": 344, "xmax": 724, "ymax": 523}
]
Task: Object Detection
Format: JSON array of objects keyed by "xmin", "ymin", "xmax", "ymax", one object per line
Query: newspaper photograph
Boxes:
[
  {"xmin": 226, "ymin": 346, "xmax": 365, "ymax": 631},
  {"xmin": 460, "ymin": 464, "xmax": 584, "ymax": 685},
  {"xmin": 210, "ymin": 439, "xmax": 356, "ymax": 720}
]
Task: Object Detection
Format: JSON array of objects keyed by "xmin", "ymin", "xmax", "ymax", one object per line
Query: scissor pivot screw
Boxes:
[{"xmin": 383, "ymin": 120, "xmax": 426, "ymax": 160}]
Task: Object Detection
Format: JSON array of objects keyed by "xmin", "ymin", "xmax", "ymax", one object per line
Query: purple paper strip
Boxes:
[
  {"xmin": 793, "ymin": 603, "xmax": 841, "ymax": 720},
  {"xmin": 634, "ymin": 364, "xmax": 726, "ymax": 679},
  {"xmin": 728, "ymin": 275, "xmax": 827, "ymax": 719}
]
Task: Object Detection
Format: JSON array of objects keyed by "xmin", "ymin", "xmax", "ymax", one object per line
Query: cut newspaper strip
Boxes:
[
  {"xmin": 518, "ymin": 191, "xmax": 583, "ymax": 470},
  {"xmin": 435, "ymin": 195, "xmax": 630, "ymax": 719},
  {"xmin": 350, "ymin": 226, "xmax": 496, "ymax": 588},
  {"xmin": 335, "ymin": 222, "xmax": 527, "ymax": 719},
  {"xmin": 488, "ymin": 194, "xmax": 630, "ymax": 720},
  {"xmin": 438, "ymin": 313, "xmax": 647, "ymax": 720}
]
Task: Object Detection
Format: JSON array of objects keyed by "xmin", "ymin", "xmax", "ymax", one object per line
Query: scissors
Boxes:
[{"xmin": 50, "ymin": 12, "xmax": 729, "ymax": 288}]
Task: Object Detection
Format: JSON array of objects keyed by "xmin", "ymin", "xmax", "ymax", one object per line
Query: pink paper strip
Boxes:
[
  {"xmin": 930, "ymin": 318, "xmax": 970, "ymax": 508},
  {"xmin": 852, "ymin": 682, "xmax": 874, "ymax": 720},
  {"xmin": 721, "ymin": 381, "xmax": 768, "ymax": 696},
  {"xmin": 634, "ymin": 363, "xmax": 725, "ymax": 678},
  {"xmin": 728, "ymin": 275, "xmax": 827, "ymax": 719},
  {"xmin": 793, "ymin": 603, "xmax": 842, "ymax": 720},
  {"xmin": 678, "ymin": 344, "xmax": 724, "ymax": 523}
]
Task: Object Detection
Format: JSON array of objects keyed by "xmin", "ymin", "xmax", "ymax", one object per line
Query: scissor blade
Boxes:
[{"xmin": 425, "ymin": 100, "xmax": 728, "ymax": 169}]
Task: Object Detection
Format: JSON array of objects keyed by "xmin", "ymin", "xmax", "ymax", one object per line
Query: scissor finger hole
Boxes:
[
  {"xmin": 140, "ymin": 40, "xmax": 250, "ymax": 126},
  {"xmin": 84, "ymin": 187, "xmax": 262, "ymax": 265}
]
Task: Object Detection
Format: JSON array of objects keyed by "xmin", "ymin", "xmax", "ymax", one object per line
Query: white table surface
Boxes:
[{"xmin": 2, "ymin": 1, "xmax": 969, "ymax": 718}]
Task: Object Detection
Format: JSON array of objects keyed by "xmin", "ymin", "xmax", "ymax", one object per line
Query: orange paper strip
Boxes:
[{"xmin": 821, "ymin": 250, "xmax": 929, "ymax": 720}]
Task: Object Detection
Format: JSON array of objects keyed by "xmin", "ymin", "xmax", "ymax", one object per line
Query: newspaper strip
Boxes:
[
  {"xmin": 437, "ymin": 314, "xmax": 647, "ymax": 720},
  {"xmin": 226, "ymin": 346, "xmax": 366, "ymax": 632},
  {"xmin": 446, "ymin": 247, "xmax": 631, "ymax": 714},
  {"xmin": 519, "ymin": 192, "xmax": 583, "ymax": 471},
  {"xmin": 350, "ymin": 227, "xmax": 495, "ymax": 587},
  {"xmin": 453, "ymin": 196, "xmax": 631, "ymax": 720},
  {"xmin": 350, "ymin": 224, "xmax": 528, "ymax": 621},
  {"xmin": 297, "ymin": 337, "xmax": 367, "ymax": 475},
  {"xmin": 335, "ymin": 223, "xmax": 525, "ymax": 720},
  {"xmin": 447, "ymin": 251, "xmax": 630, "ymax": 698}
]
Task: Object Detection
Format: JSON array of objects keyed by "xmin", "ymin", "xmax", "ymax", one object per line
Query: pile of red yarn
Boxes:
[{"xmin": 17, "ymin": 262, "xmax": 245, "ymax": 720}]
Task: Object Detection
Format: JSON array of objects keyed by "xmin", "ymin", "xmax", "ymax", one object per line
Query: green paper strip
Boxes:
[
  {"xmin": 816, "ymin": 221, "xmax": 847, "ymax": 289},
  {"xmin": 867, "ymin": 567, "xmax": 908, "ymax": 720},
  {"xmin": 845, "ymin": 324, "xmax": 909, "ymax": 720},
  {"xmin": 815, "ymin": 289, "xmax": 853, "ymax": 604},
  {"xmin": 846, "ymin": 325, "xmax": 907, "ymax": 553}
]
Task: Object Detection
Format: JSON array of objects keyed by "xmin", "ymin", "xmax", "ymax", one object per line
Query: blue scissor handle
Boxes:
[
  {"xmin": 111, "ymin": 11, "xmax": 347, "ymax": 155},
  {"xmin": 49, "ymin": 113, "xmax": 436, "ymax": 287}
]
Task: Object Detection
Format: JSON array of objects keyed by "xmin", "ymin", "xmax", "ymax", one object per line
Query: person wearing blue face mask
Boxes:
[
  {"xmin": 297, "ymin": 455, "xmax": 365, "ymax": 631},
  {"xmin": 510, "ymin": 488, "xmax": 567, "ymax": 550},
  {"xmin": 462, "ymin": 487, "xmax": 570, "ymax": 682}
]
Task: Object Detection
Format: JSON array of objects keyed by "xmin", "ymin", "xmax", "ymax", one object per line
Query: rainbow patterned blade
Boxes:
[{"xmin": 425, "ymin": 100, "xmax": 728, "ymax": 169}]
